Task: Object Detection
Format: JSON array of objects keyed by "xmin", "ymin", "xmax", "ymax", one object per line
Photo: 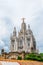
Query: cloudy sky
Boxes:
[{"xmin": 0, "ymin": 0, "xmax": 43, "ymax": 53}]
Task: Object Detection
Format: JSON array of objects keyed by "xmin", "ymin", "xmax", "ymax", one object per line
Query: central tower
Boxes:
[{"xmin": 21, "ymin": 18, "xmax": 26, "ymax": 31}]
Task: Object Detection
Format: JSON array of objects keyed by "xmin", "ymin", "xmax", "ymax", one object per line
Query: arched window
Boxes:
[
  {"xmin": 18, "ymin": 39, "xmax": 23, "ymax": 49},
  {"xmin": 27, "ymin": 38, "xmax": 30, "ymax": 46}
]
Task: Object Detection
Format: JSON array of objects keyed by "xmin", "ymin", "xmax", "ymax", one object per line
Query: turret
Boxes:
[
  {"xmin": 28, "ymin": 24, "xmax": 30, "ymax": 30},
  {"xmin": 13, "ymin": 27, "xmax": 16, "ymax": 36},
  {"xmin": 28, "ymin": 24, "xmax": 32, "ymax": 35}
]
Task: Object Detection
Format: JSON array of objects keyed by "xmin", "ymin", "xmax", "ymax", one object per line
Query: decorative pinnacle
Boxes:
[
  {"xmin": 28, "ymin": 24, "xmax": 30, "ymax": 29},
  {"xmin": 21, "ymin": 18, "xmax": 25, "ymax": 23}
]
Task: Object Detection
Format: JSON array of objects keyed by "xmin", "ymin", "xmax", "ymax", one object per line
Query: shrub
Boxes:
[
  {"xmin": 24, "ymin": 53, "xmax": 43, "ymax": 62},
  {"xmin": 17, "ymin": 56, "xmax": 22, "ymax": 60}
]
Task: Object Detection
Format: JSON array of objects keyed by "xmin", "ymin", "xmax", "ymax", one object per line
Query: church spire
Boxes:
[
  {"xmin": 21, "ymin": 18, "xmax": 26, "ymax": 31},
  {"xmin": 13, "ymin": 27, "xmax": 16, "ymax": 36}
]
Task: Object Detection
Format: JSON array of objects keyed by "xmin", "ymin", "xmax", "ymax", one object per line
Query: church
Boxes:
[
  {"xmin": 1, "ymin": 18, "xmax": 37, "ymax": 59},
  {"xmin": 10, "ymin": 18, "xmax": 36, "ymax": 53}
]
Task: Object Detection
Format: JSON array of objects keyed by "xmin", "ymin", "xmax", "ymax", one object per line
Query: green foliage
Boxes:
[
  {"xmin": 17, "ymin": 56, "xmax": 22, "ymax": 60},
  {"xmin": 24, "ymin": 53, "xmax": 43, "ymax": 62},
  {"xmin": 40, "ymin": 53, "xmax": 43, "ymax": 57},
  {"xmin": 24, "ymin": 53, "xmax": 37, "ymax": 60},
  {"xmin": 17, "ymin": 53, "xmax": 43, "ymax": 62}
]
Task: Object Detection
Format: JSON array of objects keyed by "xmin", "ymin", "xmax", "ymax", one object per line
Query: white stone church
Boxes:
[
  {"xmin": 10, "ymin": 18, "xmax": 36, "ymax": 53},
  {"xmin": 1, "ymin": 18, "xmax": 37, "ymax": 59}
]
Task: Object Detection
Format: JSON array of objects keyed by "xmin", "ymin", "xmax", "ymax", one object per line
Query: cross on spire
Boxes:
[{"xmin": 21, "ymin": 18, "xmax": 25, "ymax": 23}]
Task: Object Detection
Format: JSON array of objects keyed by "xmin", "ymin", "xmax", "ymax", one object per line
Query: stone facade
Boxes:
[{"xmin": 10, "ymin": 18, "xmax": 36, "ymax": 53}]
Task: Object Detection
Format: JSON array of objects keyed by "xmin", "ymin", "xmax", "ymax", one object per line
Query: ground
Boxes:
[{"xmin": 0, "ymin": 59, "xmax": 43, "ymax": 65}]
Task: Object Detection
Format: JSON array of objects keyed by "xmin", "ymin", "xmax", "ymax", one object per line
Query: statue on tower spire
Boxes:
[{"xmin": 21, "ymin": 18, "xmax": 25, "ymax": 23}]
